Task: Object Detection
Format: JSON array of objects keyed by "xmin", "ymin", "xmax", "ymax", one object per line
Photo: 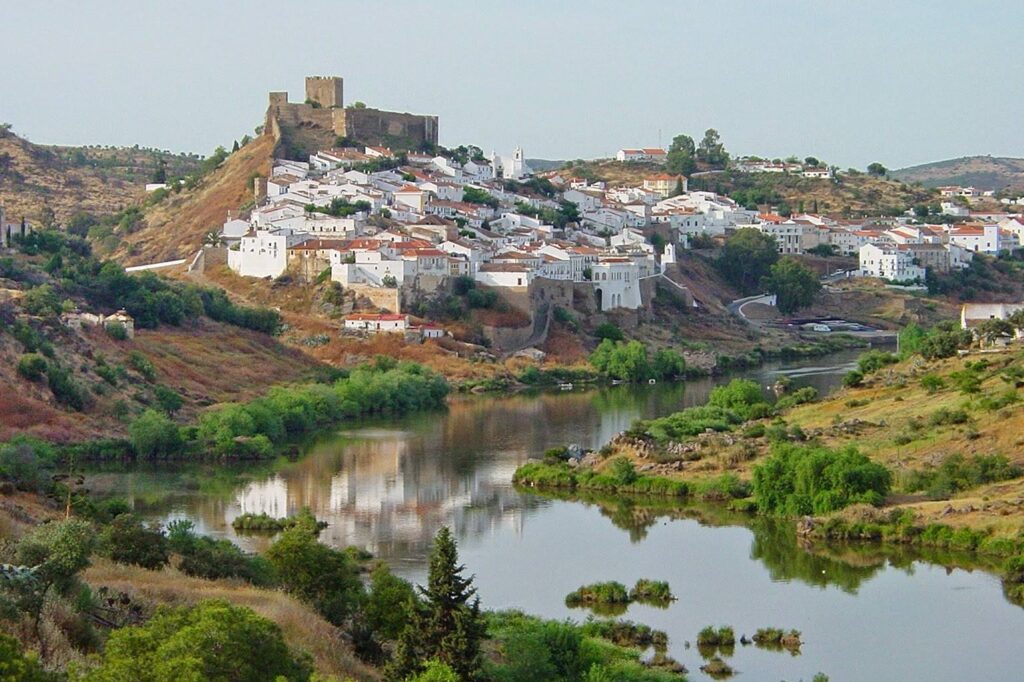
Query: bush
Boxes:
[
  {"xmin": 753, "ymin": 443, "xmax": 892, "ymax": 515},
  {"xmin": 128, "ymin": 351, "xmax": 157, "ymax": 382},
  {"xmin": 594, "ymin": 322, "xmax": 624, "ymax": 342},
  {"xmin": 903, "ymin": 453, "xmax": 1021, "ymax": 499},
  {"xmin": 105, "ymin": 320, "xmax": 129, "ymax": 341},
  {"xmin": 928, "ymin": 408, "xmax": 969, "ymax": 427},
  {"xmin": 589, "ymin": 339, "xmax": 650, "ymax": 381},
  {"xmin": 565, "ymin": 582, "xmax": 630, "ymax": 606},
  {"xmin": 629, "ymin": 579, "xmax": 674, "ymax": 604},
  {"xmin": 129, "ymin": 410, "xmax": 182, "ymax": 459},
  {"xmin": 100, "ymin": 514, "xmax": 169, "ymax": 570},
  {"xmin": 17, "ymin": 353, "xmax": 47, "ymax": 381},
  {"xmin": 920, "ymin": 374, "xmax": 946, "ymax": 393},
  {"xmin": 265, "ymin": 521, "xmax": 364, "ymax": 626},
  {"xmin": 168, "ymin": 520, "xmax": 272, "ymax": 585},
  {"xmin": 152, "ymin": 384, "xmax": 184, "ymax": 415},
  {"xmin": 843, "ymin": 370, "xmax": 864, "ymax": 387},
  {"xmin": 46, "ymin": 363, "xmax": 88, "ymax": 410},
  {"xmin": 857, "ymin": 350, "xmax": 899, "ymax": 374},
  {"xmin": 78, "ymin": 600, "xmax": 312, "ymax": 681}
]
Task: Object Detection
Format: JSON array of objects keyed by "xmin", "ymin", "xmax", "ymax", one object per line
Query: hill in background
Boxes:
[
  {"xmin": 892, "ymin": 156, "xmax": 1024, "ymax": 192},
  {"xmin": 0, "ymin": 125, "xmax": 202, "ymax": 224}
]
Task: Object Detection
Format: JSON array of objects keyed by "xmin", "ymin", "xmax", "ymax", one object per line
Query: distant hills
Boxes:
[
  {"xmin": 525, "ymin": 158, "xmax": 565, "ymax": 172},
  {"xmin": 892, "ymin": 156, "xmax": 1024, "ymax": 192}
]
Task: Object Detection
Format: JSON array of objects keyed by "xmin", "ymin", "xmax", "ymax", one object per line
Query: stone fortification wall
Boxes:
[{"xmin": 334, "ymin": 108, "xmax": 439, "ymax": 149}]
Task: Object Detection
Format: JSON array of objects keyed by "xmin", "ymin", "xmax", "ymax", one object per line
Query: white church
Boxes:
[{"xmin": 490, "ymin": 147, "xmax": 532, "ymax": 181}]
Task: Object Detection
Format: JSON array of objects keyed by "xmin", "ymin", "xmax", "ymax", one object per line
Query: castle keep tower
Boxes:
[{"xmin": 305, "ymin": 76, "xmax": 344, "ymax": 108}]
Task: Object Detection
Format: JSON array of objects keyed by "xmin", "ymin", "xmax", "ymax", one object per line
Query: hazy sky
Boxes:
[{"xmin": 4, "ymin": 1, "xmax": 1022, "ymax": 169}]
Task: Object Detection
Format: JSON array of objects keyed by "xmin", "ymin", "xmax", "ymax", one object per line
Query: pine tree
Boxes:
[{"xmin": 387, "ymin": 527, "xmax": 486, "ymax": 681}]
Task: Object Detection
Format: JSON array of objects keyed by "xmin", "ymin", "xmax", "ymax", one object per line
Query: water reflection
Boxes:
[{"xmin": 100, "ymin": 350, "xmax": 860, "ymax": 562}]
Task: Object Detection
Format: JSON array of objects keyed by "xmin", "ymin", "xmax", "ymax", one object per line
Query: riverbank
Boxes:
[{"xmin": 512, "ymin": 346, "xmax": 1024, "ymax": 589}]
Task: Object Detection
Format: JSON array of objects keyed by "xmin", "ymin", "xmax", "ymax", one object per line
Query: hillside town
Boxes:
[{"xmin": 217, "ymin": 139, "xmax": 1024, "ymax": 335}]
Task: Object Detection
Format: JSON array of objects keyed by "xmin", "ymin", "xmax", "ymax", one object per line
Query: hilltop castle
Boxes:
[{"xmin": 266, "ymin": 76, "xmax": 438, "ymax": 158}]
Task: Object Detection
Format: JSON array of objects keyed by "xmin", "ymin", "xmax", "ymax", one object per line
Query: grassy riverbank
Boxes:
[{"xmin": 513, "ymin": 341, "xmax": 1024, "ymax": 589}]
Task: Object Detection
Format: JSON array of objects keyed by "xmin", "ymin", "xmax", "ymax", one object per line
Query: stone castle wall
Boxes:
[{"xmin": 333, "ymin": 108, "xmax": 438, "ymax": 148}]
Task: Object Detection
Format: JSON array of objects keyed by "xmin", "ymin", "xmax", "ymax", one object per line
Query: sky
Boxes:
[{"xmin": 3, "ymin": 0, "xmax": 1022, "ymax": 170}]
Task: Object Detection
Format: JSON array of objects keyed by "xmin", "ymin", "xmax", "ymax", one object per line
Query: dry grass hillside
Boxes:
[
  {"xmin": 0, "ymin": 131, "xmax": 139, "ymax": 224},
  {"xmin": 114, "ymin": 133, "xmax": 275, "ymax": 265},
  {"xmin": 0, "ymin": 318, "xmax": 325, "ymax": 443},
  {"xmin": 562, "ymin": 159, "xmax": 936, "ymax": 215},
  {"xmin": 82, "ymin": 560, "xmax": 379, "ymax": 681},
  {"xmin": 892, "ymin": 156, "xmax": 1024, "ymax": 192}
]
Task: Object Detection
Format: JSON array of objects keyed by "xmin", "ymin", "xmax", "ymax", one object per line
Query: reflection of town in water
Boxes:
[
  {"xmin": 156, "ymin": 350, "xmax": 859, "ymax": 570},
  {"xmin": 206, "ymin": 384, "xmax": 693, "ymax": 564}
]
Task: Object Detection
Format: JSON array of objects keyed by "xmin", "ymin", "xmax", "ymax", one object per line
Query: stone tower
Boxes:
[{"xmin": 305, "ymin": 76, "xmax": 344, "ymax": 108}]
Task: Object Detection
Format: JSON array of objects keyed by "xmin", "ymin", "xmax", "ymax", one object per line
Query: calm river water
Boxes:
[{"xmin": 89, "ymin": 349, "xmax": 1024, "ymax": 681}]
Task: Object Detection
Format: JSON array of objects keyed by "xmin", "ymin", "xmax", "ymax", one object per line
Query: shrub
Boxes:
[
  {"xmin": 589, "ymin": 339, "xmax": 651, "ymax": 381},
  {"xmin": 78, "ymin": 600, "xmax": 312, "ymax": 681},
  {"xmin": 129, "ymin": 409, "xmax": 182, "ymax": 459},
  {"xmin": 697, "ymin": 625, "xmax": 735, "ymax": 647},
  {"xmin": 928, "ymin": 408, "xmax": 969, "ymax": 427},
  {"xmin": 46, "ymin": 363, "xmax": 88, "ymax": 410},
  {"xmin": 753, "ymin": 443, "xmax": 892, "ymax": 515},
  {"xmin": 608, "ymin": 457, "xmax": 638, "ymax": 485},
  {"xmin": 168, "ymin": 520, "xmax": 272, "ymax": 585},
  {"xmin": 594, "ymin": 322, "xmax": 623, "ymax": 342},
  {"xmin": 857, "ymin": 350, "xmax": 899, "ymax": 374},
  {"xmin": 105, "ymin": 320, "xmax": 129, "ymax": 341},
  {"xmin": 565, "ymin": 582, "xmax": 630, "ymax": 607},
  {"xmin": 920, "ymin": 374, "xmax": 946, "ymax": 393},
  {"xmin": 265, "ymin": 521, "xmax": 364, "ymax": 626},
  {"xmin": 629, "ymin": 579, "xmax": 674, "ymax": 604},
  {"xmin": 153, "ymin": 384, "xmax": 184, "ymax": 415},
  {"xmin": 100, "ymin": 514, "xmax": 169, "ymax": 570},
  {"xmin": 17, "ymin": 353, "xmax": 47, "ymax": 381},
  {"xmin": 128, "ymin": 351, "xmax": 156, "ymax": 382},
  {"xmin": 843, "ymin": 370, "xmax": 864, "ymax": 388},
  {"xmin": 903, "ymin": 453, "xmax": 1021, "ymax": 499}
]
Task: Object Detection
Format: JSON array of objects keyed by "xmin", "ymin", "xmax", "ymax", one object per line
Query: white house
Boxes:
[
  {"xmin": 960, "ymin": 303, "xmax": 1024, "ymax": 332},
  {"xmin": 591, "ymin": 257, "xmax": 642, "ymax": 310},
  {"xmin": 948, "ymin": 224, "xmax": 1013, "ymax": 254},
  {"xmin": 474, "ymin": 263, "xmax": 534, "ymax": 288},
  {"xmin": 344, "ymin": 313, "xmax": 409, "ymax": 333},
  {"xmin": 228, "ymin": 229, "xmax": 309, "ymax": 278},
  {"xmin": 858, "ymin": 243, "xmax": 926, "ymax": 282},
  {"xmin": 615, "ymin": 148, "xmax": 666, "ymax": 163}
]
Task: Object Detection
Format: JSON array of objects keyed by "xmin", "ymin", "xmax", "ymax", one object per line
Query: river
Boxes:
[{"xmin": 89, "ymin": 348, "xmax": 1024, "ymax": 681}]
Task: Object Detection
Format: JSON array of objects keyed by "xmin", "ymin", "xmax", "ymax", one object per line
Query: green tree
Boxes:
[
  {"xmin": 717, "ymin": 228, "xmax": 779, "ymax": 293},
  {"xmin": 696, "ymin": 128, "xmax": 728, "ymax": 167},
  {"xmin": 665, "ymin": 134, "xmax": 696, "ymax": 175},
  {"xmin": 866, "ymin": 162, "xmax": 887, "ymax": 177},
  {"xmin": 652, "ymin": 348, "xmax": 686, "ymax": 379},
  {"xmin": 362, "ymin": 563, "xmax": 416, "ymax": 641},
  {"xmin": 79, "ymin": 600, "xmax": 311, "ymax": 682},
  {"xmin": 264, "ymin": 520, "xmax": 364, "ymax": 626},
  {"xmin": 389, "ymin": 527, "xmax": 486, "ymax": 681},
  {"xmin": 762, "ymin": 257, "xmax": 821, "ymax": 314},
  {"xmin": 129, "ymin": 410, "xmax": 182, "ymax": 459},
  {"xmin": 8, "ymin": 518, "xmax": 95, "ymax": 651},
  {"xmin": 589, "ymin": 340, "xmax": 651, "ymax": 382}
]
